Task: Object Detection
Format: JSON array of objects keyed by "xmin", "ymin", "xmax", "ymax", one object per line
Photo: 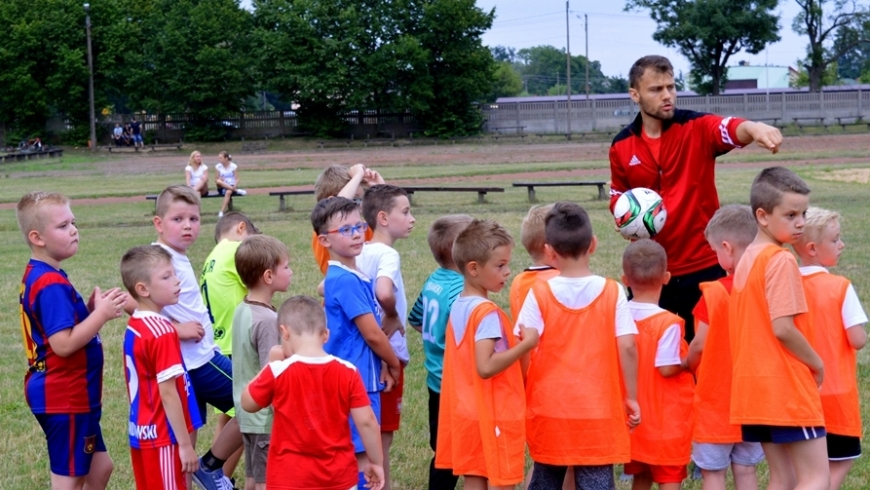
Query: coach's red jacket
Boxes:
[{"xmin": 609, "ymin": 110, "xmax": 746, "ymax": 277}]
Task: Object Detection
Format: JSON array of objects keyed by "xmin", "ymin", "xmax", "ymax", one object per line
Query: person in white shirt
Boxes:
[
  {"xmin": 214, "ymin": 151, "xmax": 247, "ymax": 217},
  {"xmin": 184, "ymin": 151, "xmax": 209, "ymax": 196}
]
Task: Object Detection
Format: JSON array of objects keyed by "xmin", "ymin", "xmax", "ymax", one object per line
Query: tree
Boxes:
[
  {"xmin": 625, "ymin": 0, "xmax": 780, "ymax": 95},
  {"xmin": 488, "ymin": 62, "xmax": 523, "ymax": 101},
  {"xmin": 794, "ymin": 0, "xmax": 869, "ymax": 92},
  {"xmin": 514, "ymin": 45, "xmax": 622, "ymax": 96},
  {"xmin": 791, "ymin": 60, "xmax": 840, "ymax": 87},
  {"xmin": 831, "ymin": 14, "xmax": 870, "ymax": 81}
]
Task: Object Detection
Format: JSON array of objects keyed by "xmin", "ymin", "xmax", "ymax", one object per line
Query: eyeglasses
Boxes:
[{"xmin": 326, "ymin": 222, "xmax": 368, "ymax": 237}]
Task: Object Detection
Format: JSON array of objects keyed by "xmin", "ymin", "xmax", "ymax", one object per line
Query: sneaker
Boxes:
[
  {"xmin": 235, "ymin": 189, "xmax": 247, "ymax": 196},
  {"xmin": 218, "ymin": 211, "xmax": 224, "ymax": 218},
  {"xmin": 193, "ymin": 462, "xmax": 232, "ymax": 490}
]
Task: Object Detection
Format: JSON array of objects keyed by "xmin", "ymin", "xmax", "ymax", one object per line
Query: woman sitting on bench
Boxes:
[{"xmin": 185, "ymin": 150, "xmax": 209, "ymax": 196}]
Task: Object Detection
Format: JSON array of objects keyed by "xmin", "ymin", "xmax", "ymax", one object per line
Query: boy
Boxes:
[
  {"xmin": 686, "ymin": 205, "xmax": 764, "ymax": 490},
  {"xmin": 408, "ymin": 214, "xmax": 473, "ymax": 490},
  {"xmin": 201, "ymin": 212, "xmax": 259, "ymax": 482},
  {"xmin": 621, "ymin": 239, "xmax": 694, "ymax": 490},
  {"xmin": 509, "ymin": 204, "xmax": 558, "ymax": 320},
  {"xmin": 121, "ymin": 245, "xmax": 203, "ymax": 489},
  {"xmin": 730, "ymin": 167, "xmax": 828, "ymax": 490},
  {"xmin": 793, "ymin": 207, "xmax": 868, "ymax": 490},
  {"xmin": 152, "ymin": 184, "xmax": 243, "ymax": 490},
  {"xmin": 241, "ymin": 295, "xmax": 385, "ymax": 490},
  {"xmin": 231, "ymin": 234, "xmax": 292, "ymax": 490},
  {"xmin": 356, "ymin": 184, "xmax": 416, "ymax": 490},
  {"xmin": 515, "ymin": 202, "xmax": 640, "ymax": 490},
  {"xmin": 17, "ymin": 191, "xmax": 126, "ymax": 490},
  {"xmin": 310, "ymin": 196, "xmax": 401, "ymax": 489},
  {"xmin": 436, "ymin": 219, "xmax": 539, "ymax": 490},
  {"xmin": 312, "ymin": 164, "xmax": 383, "ymax": 274}
]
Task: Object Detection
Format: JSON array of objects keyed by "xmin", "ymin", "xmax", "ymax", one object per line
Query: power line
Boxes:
[{"xmin": 492, "ymin": 10, "xmax": 563, "ymax": 25}]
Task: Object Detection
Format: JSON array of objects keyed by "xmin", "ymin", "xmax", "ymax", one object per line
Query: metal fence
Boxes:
[{"xmin": 483, "ymin": 87, "xmax": 870, "ymax": 134}]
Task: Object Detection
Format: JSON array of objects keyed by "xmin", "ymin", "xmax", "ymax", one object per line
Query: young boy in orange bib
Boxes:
[
  {"xmin": 515, "ymin": 202, "xmax": 641, "ymax": 490},
  {"xmin": 509, "ymin": 204, "xmax": 558, "ymax": 320},
  {"xmin": 435, "ymin": 219, "xmax": 539, "ymax": 490},
  {"xmin": 792, "ymin": 206, "xmax": 867, "ymax": 490},
  {"xmin": 621, "ymin": 239, "xmax": 694, "ymax": 490},
  {"xmin": 730, "ymin": 166, "xmax": 828, "ymax": 490},
  {"xmin": 686, "ymin": 205, "xmax": 764, "ymax": 490}
]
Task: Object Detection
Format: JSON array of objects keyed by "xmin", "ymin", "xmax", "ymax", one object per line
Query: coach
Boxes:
[{"xmin": 609, "ymin": 55, "xmax": 782, "ymax": 341}]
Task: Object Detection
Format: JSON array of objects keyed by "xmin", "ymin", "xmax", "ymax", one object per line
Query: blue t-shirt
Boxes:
[
  {"xmin": 323, "ymin": 262, "xmax": 383, "ymax": 393},
  {"xmin": 408, "ymin": 268, "xmax": 464, "ymax": 392}
]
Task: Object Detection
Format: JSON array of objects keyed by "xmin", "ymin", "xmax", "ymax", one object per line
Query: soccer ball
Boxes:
[{"xmin": 613, "ymin": 187, "xmax": 667, "ymax": 240}]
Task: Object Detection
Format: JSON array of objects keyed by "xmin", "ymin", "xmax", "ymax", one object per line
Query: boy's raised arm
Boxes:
[
  {"xmin": 158, "ymin": 380, "xmax": 199, "ymax": 473},
  {"xmin": 474, "ymin": 324, "xmax": 539, "ymax": 379},
  {"xmin": 337, "ymin": 164, "xmax": 366, "ymax": 200},
  {"xmin": 49, "ymin": 286, "xmax": 126, "ymax": 357}
]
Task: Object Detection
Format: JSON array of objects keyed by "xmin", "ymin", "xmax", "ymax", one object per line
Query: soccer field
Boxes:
[{"xmin": 1, "ymin": 137, "xmax": 869, "ymax": 489}]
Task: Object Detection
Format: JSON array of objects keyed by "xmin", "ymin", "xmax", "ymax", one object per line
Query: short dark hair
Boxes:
[
  {"xmin": 120, "ymin": 245, "xmax": 173, "ymax": 299},
  {"xmin": 214, "ymin": 211, "xmax": 260, "ymax": 243},
  {"xmin": 629, "ymin": 55, "xmax": 674, "ymax": 89},
  {"xmin": 452, "ymin": 219, "xmax": 514, "ymax": 274},
  {"xmin": 235, "ymin": 235, "xmax": 289, "ymax": 289},
  {"xmin": 705, "ymin": 204, "xmax": 756, "ymax": 248},
  {"xmin": 310, "ymin": 197, "xmax": 360, "ymax": 235},
  {"xmin": 278, "ymin": 295, "xmax": 326, "ymax": 335},
  {"xmin": 622, "ymin": 239, "xmax": 668, "ymax": 288},
  {"xmin": 750, "ymin": 166, "xmax": 810, "ymax": 215},
  {"xmin": 545, "ymin": 202, "xmax": 593, "ymax": 259},
  {"xmin": 155, "ymin": 184, "xmax": 200, "ymax": 218},
  {"xmin": 427, "ymin": 214, "xmax": 474, "ymax": 268},
  {"xmin": 362, "ymin": 185, "xmax": 408, "ymax": 230}
]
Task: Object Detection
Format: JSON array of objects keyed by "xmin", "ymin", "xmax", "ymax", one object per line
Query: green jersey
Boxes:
[
  {"xmin": 408, "ymin": 268, "xmax": 464, "ymax": 392},
  {"xmin": 200, "ymin": 239, "xmax": 247, "ymax": 355}
]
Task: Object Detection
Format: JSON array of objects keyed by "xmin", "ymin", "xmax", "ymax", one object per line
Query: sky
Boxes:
[{"xmin": 477, "ymin": 0, "xmax": 808, "ymax": 78}]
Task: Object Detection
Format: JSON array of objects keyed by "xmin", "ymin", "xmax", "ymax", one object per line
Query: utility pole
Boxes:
[
  {"xmin": 585, "ymin": 13, "xmax": 589, "ymax": 101},
  {"xmin": 85, "ymin": 3, "xmax": 96, "ymax": 152},
  {"xmin": 566, "ymin": 1, "xmax": 571, "ymax": 139}
]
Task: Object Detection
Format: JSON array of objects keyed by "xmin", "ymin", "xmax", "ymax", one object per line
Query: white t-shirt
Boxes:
[
  {"xmin": 185, "ymin": 164, "xmax": 208, "ymax": 188},
  {"xmin": 215, "ymin": 162, "xmax": 237, "ymax": 186},
  {"xmin": 799, "ymin": 266, "xmax": 868, "ymax": 329},
  {"xmin": 515, "ymin": 275, "xmax": 638, "ymax": 338},
  {"xmin": 356, "ymin": 242, "xmax": 410, "ymax": 363},
  {"xmin": 154, "ymin": 242, "xmax": 218, "ymax": 369},
  {"xmin": 449, "ymin": 296, "xmax": 508, "ymax": 353},
  {"xmin": 627, "ymin": 301, "xmax": 682, "ymax": 367}
]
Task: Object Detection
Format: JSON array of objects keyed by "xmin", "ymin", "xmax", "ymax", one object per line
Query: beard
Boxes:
[{"xmin": 638, "ymin": 97, "xmax": 675, "ymax": 121}]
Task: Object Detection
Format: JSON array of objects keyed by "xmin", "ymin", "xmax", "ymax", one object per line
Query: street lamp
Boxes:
[{"xmin": 84, "ymin": 3, "xmax": 96, "ymax": 152}]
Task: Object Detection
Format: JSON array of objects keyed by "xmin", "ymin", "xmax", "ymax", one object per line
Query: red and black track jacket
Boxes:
[{"xmin": 609, "ymin": 110, "xmax": 746, "ymax": 277}]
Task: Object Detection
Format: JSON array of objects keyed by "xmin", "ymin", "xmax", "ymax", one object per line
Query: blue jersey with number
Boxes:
[{"xmin": 408, "ymin": 268, "xmax": 464, "ymax": 392}]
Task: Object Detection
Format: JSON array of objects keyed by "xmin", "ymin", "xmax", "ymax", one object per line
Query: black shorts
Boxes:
[
  {"xmin": 827, "ymin": 433, "xmax": 861, "ymax": 460},
  {"xmin": 658, "ymin": 263, "xmax": 726, "ymax": 342},
  {"xmin": 742, "ymin": 424, "xmax": 826, "ymax": 444}
]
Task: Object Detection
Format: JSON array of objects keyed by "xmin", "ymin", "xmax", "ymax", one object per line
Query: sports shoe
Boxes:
[
  {"xmin": 193, "ymin": 462, "xmax": 233, "ymax": 490},
  {"xmin": 235, "ymin": 189, "xmax": 247, "ymax": 196}
]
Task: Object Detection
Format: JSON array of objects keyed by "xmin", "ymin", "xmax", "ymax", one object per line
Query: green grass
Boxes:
[{"xmin": 0, "ymin": 152, "xmax": 869, "ymax": 489}]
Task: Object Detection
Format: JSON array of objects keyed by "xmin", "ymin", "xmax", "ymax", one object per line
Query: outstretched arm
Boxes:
[{"xmin": 736, "ymin": 121, "xmax": 782, "ymax": 154}]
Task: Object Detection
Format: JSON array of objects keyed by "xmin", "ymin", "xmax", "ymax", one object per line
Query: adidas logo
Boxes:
[{"xmin": 629, "ymin": 155, "xmax": 642, "ymax": 166}]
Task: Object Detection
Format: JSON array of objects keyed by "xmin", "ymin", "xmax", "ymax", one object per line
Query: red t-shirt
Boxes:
[
  {"xmin": 692, "ymin": 275, "xmax": 734, "ymax": 324},
  {"xmin": 248, "ymin": 355, "xmax": 370, "ymax": 490},
  {"xmin": 610, "ymin": 110, "xmax": 746, "ymax": 277}
]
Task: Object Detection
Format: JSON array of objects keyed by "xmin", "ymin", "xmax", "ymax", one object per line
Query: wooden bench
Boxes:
[
  {"xmin": 513, "ymin": 181, "xmax": 608, "ymax": 202},
  {"xmin": 401, "ymin": 186, "xmax": 504, "ymax": 204},
  {"xmin": 146, "ymin": 190, "xmax": 243, "ymax": 211},
  {"xmin": 269, "ymin": 189, "xmax": 315, "ymax": 211},
  {"xmin": 833, "ymin": 116, "xmax": 866, "ymax": 131},
  {"xmin": 148, "ymin": 142, "xmax": 184, "ymax": 152},
  {"xmin": 793, "ymin": 117, "xmax": 825, "ymax": 131},
  {"xmin": 241, "ymin": 141, "xmax": 268, "ymax": 153},
  {"xmin": 493, "ymin": 125, "xmax": 526, "ymax": 134},
  {"xmin": 0, "ymin": 148, "xmax": 63, "ymax": 163}
]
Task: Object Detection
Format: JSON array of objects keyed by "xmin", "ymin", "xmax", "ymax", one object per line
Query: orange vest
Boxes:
[
  {"xmin": 524, "ymin": 280, "xmax": 631, "ymax": 466},
  {"xmin": 729, "ymin": 245, "xmax": 824, "ymax": 426},
  {"xmin": 632, "ymin": 310, "xmax": 693, "ymax": 465},
  {"xmin": 693, "ymin": 280, "xmax": 743, "ymax": 443},
  {"xmin": 509, "ymin": 268, "xmax": 559, "ymax": 320},
  {"xmin": 311, "ymin": 228, "xmax": 374, "ymax": 275},
  {"xmin": 435, "ymin": 300, "xmax": 525, "ymax": 485},
  {"xmin": 803, "ymin": 271, "xmax": 862, "ymax": 437}
]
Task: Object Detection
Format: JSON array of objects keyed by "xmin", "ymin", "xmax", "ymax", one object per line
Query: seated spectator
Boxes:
[
  {"xmin": 122, "ymin": 124, "xmax": 133, "ymax": 146},
  {"xmin": 113, "ymin": 124, "xmax": 123, "ymax": 146}
]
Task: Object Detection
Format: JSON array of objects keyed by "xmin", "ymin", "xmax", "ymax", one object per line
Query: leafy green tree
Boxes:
[
  {"xmin": 515, "ymin": 45, "xmax": 619, "ymax": 96},
  {"xmin": 625, "ymin": 0, "xmax": 780, "ymax": 95},
  {"xmin": 790, "ymin": 60, "xmax": 840, "ymax": 87},
  {"xmin": 830, "ymin": 13, "xmax": 870, "ymax": 81},
  {"xmin": 488, "ymin": 61, "xmax": 523, "ymax": 101},
  {"xmin": 794, "ymin": 0, "xmax": 869, "ymax": 92}
]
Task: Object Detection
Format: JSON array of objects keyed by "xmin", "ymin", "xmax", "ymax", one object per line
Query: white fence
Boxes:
[{"xmin": 482, "ymin": 89, "xmax": 870, "ymax": 134}]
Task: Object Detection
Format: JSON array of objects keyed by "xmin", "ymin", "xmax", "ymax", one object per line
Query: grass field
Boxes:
[{"xmin": 1, "ymin": 140, "xmax": 869, "ymax": 489}]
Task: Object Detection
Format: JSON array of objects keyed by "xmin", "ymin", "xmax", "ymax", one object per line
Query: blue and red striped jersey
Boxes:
[
  {"xmin": 124, "ymin": 311, "xmax": 202, "ymax": 449},
  {"xmin": 19, "ymin": 259, "xmax": 103, "ymax": 414}
]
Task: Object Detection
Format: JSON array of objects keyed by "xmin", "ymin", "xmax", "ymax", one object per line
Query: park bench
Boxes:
[
  {"xmin": 401, "ymin": 186, "xmax": 504, "ymax": 205},
  {"xmin": 241, "ymin": 141, "xmax": 268, "ymax": 153},
  {"xmin": 0, "ymin": 148, "xmax": 63, "ymax": 163},
  {"xmin": 793, "ymin": 117, "xmax": 825, "ymax": 131},
  {"xmin": 269, "ymin": 189, "xmax": 315, "ymax": 211},
  {"xmin": 145, "ymin": 190, "xmax": 242, "ymax": 211},
  {"xmin": 755, "ymin": 117, "xmax": 782, "ymax": 128},
  {"xmin": 106, "ymin": 142, "xmax": 183, "ymax": 153},
  {"xmin": 513, "ymin": 181, "xmax": 609, "ymax": 202},
  {"xmin": 833, "ymin": 116, "xmax": 868, "ymax": 131}
]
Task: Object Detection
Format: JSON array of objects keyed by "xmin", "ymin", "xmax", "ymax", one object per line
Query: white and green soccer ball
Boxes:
[{"xmin": 613, "ymin": 187, "xmax": 667, "ymax": 240}]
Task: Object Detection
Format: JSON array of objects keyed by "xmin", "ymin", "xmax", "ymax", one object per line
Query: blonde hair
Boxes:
[
  {"xmin": 120, "ymin": 245, "xmax": 172, "ymax": 299},
  {"xmin": 278, "ymin": 295, "xmax": 326, "ymax": 335},
  {"xmin": 188, "ymin": 151, "xmax": 202, "ymax": 169},
  {"xmin": 452, "ymin": 219, "xmax": 514, "ymax": 274},
  {"xmin": 520, "ymin": 204, "xmax": 553, "ymax": 261},
  {"xmin": 16, "ymin": 191, "xmax": 70, "ymax": 246},
  {"xmin": 798, "ymin": 206, "xmax": 840, "ymax": 246},
  {"xmin": 235, "ymin": 235, "xmax": 289, "ymax": 289},
  {"xmin": 428, "ymin": 214, "xmax": 474, "ymax": 268},
  {"xmin": 314, "ymin": 165, "xmax": 351, "ymax": 201},
  {"xmin": 704, "ymin": 204, "xmax": 756, "ymax": 249},
  {"xmin": 155, "ymin": 184, "xmax": 201, "ymax": 218}
]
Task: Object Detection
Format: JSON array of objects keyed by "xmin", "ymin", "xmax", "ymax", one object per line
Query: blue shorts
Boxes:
[
  {"xmin": 133, "ymin": 134, "xmax": 143, "ymax": 143},
  {"xmin": 350, "ymin": 392, "xmax": 381, "ymax": 453},
  {"xmin": 34, "ymin": 409, "xmax": 107, "ymax": 477},
  {"xmin": 742, "ymin": 425, "xmax": 826, "ymax": 444},
  {"xmin": 188, "ymin": 352, "xmax": 234, "ymax": 422}
]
